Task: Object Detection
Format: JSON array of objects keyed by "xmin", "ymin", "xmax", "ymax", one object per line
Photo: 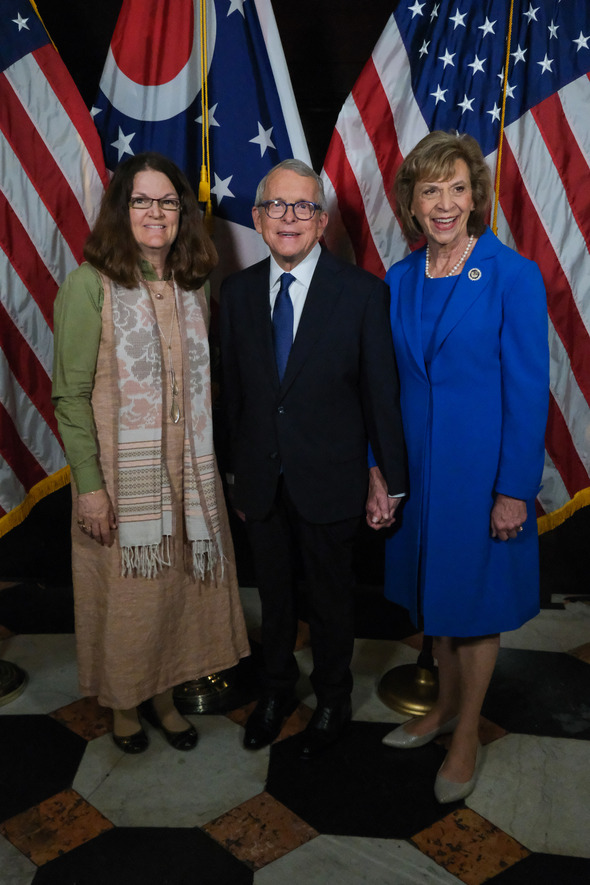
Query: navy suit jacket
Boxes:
[{"xmin": 219, "ymin": 248, "xmax": 406, "ymax": 523}]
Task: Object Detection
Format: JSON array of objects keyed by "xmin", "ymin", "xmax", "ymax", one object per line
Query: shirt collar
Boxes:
[{"xmin": 269, "ymin": 242, "xmax": 322, "ymax": 290}]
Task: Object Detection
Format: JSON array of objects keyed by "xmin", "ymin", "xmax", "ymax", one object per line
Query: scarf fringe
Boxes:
[
  {"xmin": 190, "ymin": 539, "xmax": 224, "ymax": 581},
  {"xmin": 121, "ymin": 536, "xmax": 172, "ymax": 578}
]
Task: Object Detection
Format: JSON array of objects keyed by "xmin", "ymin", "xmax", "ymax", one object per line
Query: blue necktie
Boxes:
[{"xmin": 273, "ymin": 272, "xmax": 295, "ymax": 381}]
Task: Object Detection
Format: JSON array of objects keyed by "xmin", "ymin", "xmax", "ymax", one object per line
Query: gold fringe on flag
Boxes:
[
  {"xmin": 198, "ymin": 0, "xmax": 214, "ymax": 230},
  {"xmin": 491, "ymin": 0, "xmax": 515, "ymax": 235},
  {"xmin": 0, "ymin": 466, "xmax": 71, "ymax": 539}
]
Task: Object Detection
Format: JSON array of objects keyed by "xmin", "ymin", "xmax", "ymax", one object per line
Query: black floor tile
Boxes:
[
  {"xmin": 32, "ymin": 827, "xmax": 253, "ymax": 885},
  {"xmin": 266, "ymin": 721, "xmax": 450, "ymax": 838},
  {"xmin": 0, "ymin": 716, "xmax": 86, "ymax": 821},
  {"xmin": 484, "ymin": 648, "xmax": 590, "ymax": 740},
  {"xmin": 488, "ymin": 852, "xmax": 590, "ymax": 884}
]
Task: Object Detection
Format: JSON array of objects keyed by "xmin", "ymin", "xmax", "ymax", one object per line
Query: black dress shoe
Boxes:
[
  {"xmin": 243, "ymin": 691, "xmax": 299, "ymax": 750},
  {"xmin": 299, "ymin": 698, "xmax": 352, "ymax": 760},
  {"xmin": 112, "ymin": 727, "xmax": 149, "ymax": 754}
]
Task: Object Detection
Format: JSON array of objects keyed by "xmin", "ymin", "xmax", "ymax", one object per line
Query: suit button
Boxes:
[
  {"xmin": 277, "ymin": 406, "xmax": 285, "ymax": 415},
  {"xmin": 269, "ymin": 452, "xmax": 278, "ymax": 460}
]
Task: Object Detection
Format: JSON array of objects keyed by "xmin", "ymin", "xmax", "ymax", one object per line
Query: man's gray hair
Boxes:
[{"xmin": 255, "ymin": 159, "xmax": 326, "ymax": 209}]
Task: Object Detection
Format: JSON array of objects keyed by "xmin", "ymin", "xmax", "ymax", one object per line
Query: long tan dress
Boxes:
[{"xmin": 71, "ymin": 278, "xmax": 250, "ymax": 709}]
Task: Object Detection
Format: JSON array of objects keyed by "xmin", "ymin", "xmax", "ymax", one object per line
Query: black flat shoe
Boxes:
[
  {"xmin": 112, "ymin": 727, "xmax": 149, "ymax": 754},
  {"xmin": 141, "ymin": 700, "xmax": 198, "ymax": 751}
]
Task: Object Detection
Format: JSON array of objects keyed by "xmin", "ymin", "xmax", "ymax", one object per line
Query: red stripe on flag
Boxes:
[
  {"xmin": 0, "ymin": 302, "xmax": 59, "ymax": 438},
  {"xmin": 544, "ymin": 393, "xmax": 590, "ymax": 497},
  {"xmin": 351, "ymin": 58, "xmax": 402, "ymax": 209},
  {"xmin": 531, "ymin": 93, "xmax": 590, "ymax": 246},
  {"xmin": 323, "ymin": 130, "xmax": 385, "ymax": 278},
  {"xmin": 0, "ymin": 72, "xmax": 91, "ymax": 263},
  {"xmin": 499, "ymin": 140, "xmax": 590, "ymax": 405},
  {"xmin": 0, "ymin": 190, "xmax": 57, "ymax": 329},
  {"xmin": 32, "ymin": 45, "xmax": 109, "ymax": 191},
  {"xmin": 0, "ymin": 400, "xmax": 47, "ymax": 492}
]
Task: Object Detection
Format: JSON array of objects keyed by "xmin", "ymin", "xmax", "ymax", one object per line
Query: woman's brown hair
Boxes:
[
  {"xmin": 394, "ymin": 131, "xmax": 491, "ymax": 243},
  {"xmin": 84, "ymin": 152, "xmax": 217, "ymax": 289}
]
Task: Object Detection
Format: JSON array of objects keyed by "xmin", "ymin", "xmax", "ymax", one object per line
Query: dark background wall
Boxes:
[{"xmin": 1, "ymin": 0, "xmax": 587, "ymax": 598}]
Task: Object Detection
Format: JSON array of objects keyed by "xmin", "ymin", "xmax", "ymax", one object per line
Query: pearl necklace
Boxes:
[{"xmin": 425, "ymin": 235, "xmax": 474, "ymax": 278}]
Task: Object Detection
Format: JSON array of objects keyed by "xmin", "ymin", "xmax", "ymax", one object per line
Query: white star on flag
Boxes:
[
  {"xmin": 211, "ymin": 172, "xmax": 235, "ymax": 203},
  {"xmin": 449, "ymin": 8, "xmax": 467, "ymax": 29},
  {"xmin": 467, "ymin": 55, "xmax": 486, "ymax": 75},
  {"xmin": 249, "ymin": 122, "xmax": 275, "ymax": 157},
  {"xmin": 196, "ymin": 102, "xmax": 220, "ymax": 128},
  {"xmin": 439, "ymin": 49, "xmax": 456, "ymax": 68},
  {"xmin": 487, "ymin": 102, "xmax": 501, "ymax": 122},
  {"xmin": 523, "ymin": 4, "xmax": 540, "ymax": 24},
  {"xmin": 12, "ymin": 13, "xmax": 29, "ymax": 30},
  {"xmin": 431, "ymin": 84, "xmax": 447, "ymax": 104},
  {"xmin": 227, "ymin": 0, "xmax": 245, "ymax": 16},
  {"xmin": 538, "ymin": 53, "xmax": 554, "ymax": 74},
  {"xmin": 511, "ymin": 45, "xmax": 527, "ymax": 64},
  {"xmin": 479, "ymin": 17, "xmax": 496, "ymax": 37},
  {"xmin": 111, "ymin": 127, "xmax": 135, "ymax": 160},
  {"xmin": 408, "ymin": 2, "xmax": 425, "ymax": 19},
  {"xmin": 457, "ymin": 93, "xmax": 474, "ymax": 114},
  {"xmin": 573, "ymin": 32, "xmax": 590, "ymax": 52}
]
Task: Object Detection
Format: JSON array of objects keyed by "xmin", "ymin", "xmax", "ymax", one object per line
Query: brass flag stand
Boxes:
[{"xmin": 378, "ymin": 635, "xmax": 438, "ymax": 716}]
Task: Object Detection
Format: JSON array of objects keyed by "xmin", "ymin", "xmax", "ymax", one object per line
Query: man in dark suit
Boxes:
[{"xmin": 219, "ymin": 159, "xmax": 405, "ymax": 758}]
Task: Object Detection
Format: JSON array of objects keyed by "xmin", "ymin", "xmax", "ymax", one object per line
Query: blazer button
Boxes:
[
  {"xmin": 277, "ymin": 405, "xmax": 285, "ymax": 415},
  {"xmin": 269, "ymin": 452, "xmax": 279, "ymax": 460}
]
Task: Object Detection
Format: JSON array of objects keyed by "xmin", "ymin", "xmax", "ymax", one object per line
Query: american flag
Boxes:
[
  {"xmin": 321, "ymin": 0, "xmax": 590, "ymax": 531},
  {"xmin": 0, "ymin": 0, "xmax": 107, "ymax": 536},
  {"xmin": 91, "ymin": 0, "xmax": 310, "ymax": 280}
]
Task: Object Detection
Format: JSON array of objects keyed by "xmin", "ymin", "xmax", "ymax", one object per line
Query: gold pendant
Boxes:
[{"xmin": 170, "ymin": 401, "xmax": 181, "ymax": 424}]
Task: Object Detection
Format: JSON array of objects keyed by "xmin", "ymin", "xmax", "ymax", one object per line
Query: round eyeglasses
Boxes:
[
  {"xmin": 129, "ymin": 197, "xmax": 181, "ymax": 211},
  {"xmin": 258, "ymin": 199, "xmax": 323, "ymax": 220}
]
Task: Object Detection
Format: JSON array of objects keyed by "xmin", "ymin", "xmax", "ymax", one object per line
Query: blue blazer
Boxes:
[{"xmin": 384, "ymin": 228, "xmax": 549, "ymax": 636}]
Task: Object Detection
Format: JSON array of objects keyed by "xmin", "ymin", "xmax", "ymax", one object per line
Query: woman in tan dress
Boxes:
[{"xmin": 52, "ymin": 152, "xmax": 250, "ymax": 753}]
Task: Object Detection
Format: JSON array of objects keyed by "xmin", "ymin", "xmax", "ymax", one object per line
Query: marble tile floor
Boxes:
[{"xmin": 0, "ymin": 582, "xmax": 589, "ymax": 884}]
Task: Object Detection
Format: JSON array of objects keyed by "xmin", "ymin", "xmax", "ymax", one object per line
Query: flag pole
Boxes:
[
  {"xmin": 198, "ymin": 0, "xmax": 214, "ymax": 229},
  {"xmin": 492, "ymin": 0, "xmax": 515, "ymax": 235}
]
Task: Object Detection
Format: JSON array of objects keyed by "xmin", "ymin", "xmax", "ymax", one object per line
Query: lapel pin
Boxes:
[{"xmin": 468, "ymin": 268, "xmax": 482, "ymax": 281}]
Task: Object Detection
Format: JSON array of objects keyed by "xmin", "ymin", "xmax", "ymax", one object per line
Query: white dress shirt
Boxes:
[{"xmin": 268, "ymin": 242, "xmax": 322, "ymax": 338}]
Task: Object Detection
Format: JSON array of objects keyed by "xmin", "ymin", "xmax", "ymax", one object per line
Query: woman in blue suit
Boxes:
[{"xmin": 373, "ymin": 132, "xmax": 549, "ymax": 802}]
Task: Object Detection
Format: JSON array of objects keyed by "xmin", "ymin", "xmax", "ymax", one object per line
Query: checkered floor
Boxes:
[{"xmin": 1, "ymin": 581, "xmax": 589, "ymax": 884}]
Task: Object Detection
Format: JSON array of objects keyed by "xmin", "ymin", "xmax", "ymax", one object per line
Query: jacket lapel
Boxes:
[
  {"xmin": 246, "ymin": 259, "xmax": 280, "ymax": 389},
  {"xmin": 279, "ymin": 251, "xmax": 341, "ymax": 393},
  {"xmin": 397, "ymin": 252, "xmax": 428, "ymax": 378},
  {"xmin": 429, "ymin": 229, "xmax": 496, "ymax": 362}
]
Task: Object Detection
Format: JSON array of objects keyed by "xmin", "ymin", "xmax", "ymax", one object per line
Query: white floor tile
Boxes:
[
  {"xmin": 0, "ymin": 634, "xmax": 79, "ymax": 715},
  {"xmin": 501, "ymin": 608, "xmax": 590, "ymax": 653},
  {"xmin": 73, "ymin": 713, "xmax": 269, "ymax": 827},
  {"xmin": 468, "ymin": 732, "xmax": 590, "ymax": 858},
  {"xmin": 254, "ymin": 834, "xmax": 457, "ymax": 884},
  {"xmin": 0, "ymin": 833, "xmax": 36, "ymax": 884}
]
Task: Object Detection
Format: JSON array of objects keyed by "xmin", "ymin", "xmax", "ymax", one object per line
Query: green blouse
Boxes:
[{"xmin": 52, "ymin": 261, "xmax": 163, "ymax": 494}]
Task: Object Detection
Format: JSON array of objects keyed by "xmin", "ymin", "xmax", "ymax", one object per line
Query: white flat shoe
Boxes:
[
  {"xmin": 434, "ymin": 743, "xmax": 484, "ymax": 804},
  {"xmin": 382, "ymin": 714, "xmax": 460, "ymax": 749}
]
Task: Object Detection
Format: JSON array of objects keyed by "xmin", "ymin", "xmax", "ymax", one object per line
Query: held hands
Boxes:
[
  {"xmin": 366, "ymin": 465, "xmax": 400, "ymax": 531},
  {"xmin": 77, "ymin": 489, "xmax": 118, "ymax": 547},
  {"xmin": 490, "ymin": 493, "xmax": 527, "ymax": 541}
]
